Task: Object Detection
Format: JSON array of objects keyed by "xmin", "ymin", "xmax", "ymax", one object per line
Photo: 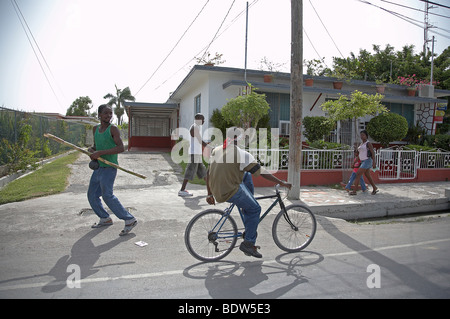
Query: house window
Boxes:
[
  {"xmin": 358, "ymin": 121, "xmax": 369, "ymax": 132},
  {"xmin": 280, "ymin": 120, "xmax": 290, "ymax": 136},
  {"xmin": 383, "ymin": 102, "xmax": 414, "ymax": 127},
  {"xmin": 194, "ymin": 94, "xmax": 201, "ymax": 114}
]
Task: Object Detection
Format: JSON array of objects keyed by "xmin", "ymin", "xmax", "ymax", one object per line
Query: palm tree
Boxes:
[{"xmin": 103, "ymin": 85, "xmax": 135, "ymax": 125}]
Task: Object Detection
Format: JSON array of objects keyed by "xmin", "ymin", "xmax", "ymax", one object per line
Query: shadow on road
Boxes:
[
  {"xmin": 183, "ymin": 251, "xmax": 323, "ymax": 298},
  {"xmin": 317, "ymin": 218, "xmax": 447, "ymax": 298}
]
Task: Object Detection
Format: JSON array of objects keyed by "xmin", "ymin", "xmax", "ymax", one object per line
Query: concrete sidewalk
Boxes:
[{"xmin": 0, "ymin": 151, "xmax": 448, "ymax": 224}]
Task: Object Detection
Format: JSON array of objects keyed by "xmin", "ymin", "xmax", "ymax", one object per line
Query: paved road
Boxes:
[{"xmin": 0, "ymin": 152, "xmax": 449, "ymax": 300}]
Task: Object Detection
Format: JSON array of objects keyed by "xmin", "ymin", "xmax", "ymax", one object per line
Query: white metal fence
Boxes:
[
  {"xmin": 377, "ymin": 150, "xmax": 417, "ymax": 180},
  {"xmin": 248, "ymin": 148, "xmax": 450, "ymax": 181}
]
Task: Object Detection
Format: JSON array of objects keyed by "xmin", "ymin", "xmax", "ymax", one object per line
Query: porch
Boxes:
[{"xmin": 125, "ymin": 102, "xmax": 178, "ymax": 152}]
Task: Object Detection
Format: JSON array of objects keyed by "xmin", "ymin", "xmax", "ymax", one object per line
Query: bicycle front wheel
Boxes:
[
  {"xmin": 272, "ymin": 204, "xmax": 316, "ymax": 252},
  {"xmin": 184, "ymin": 209, "xmax": 238, "ymax": 262}
]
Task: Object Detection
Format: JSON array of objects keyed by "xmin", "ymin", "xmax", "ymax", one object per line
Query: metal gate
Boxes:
[{"xmin": 378, "ymin": 150, "xmax": 418, "ymax": 180}]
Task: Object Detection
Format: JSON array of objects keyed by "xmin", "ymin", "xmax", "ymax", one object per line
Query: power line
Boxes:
[
  {"xmin": 153, "ymin": 0, "xmax": 260, "ymax": 93},
  {"xmin": 303, "ymin": 27, "xmax": 327, "ymax": 66},
  {"xmin": 199, "ymin": 0, "xmax": 236, "ymax": 62},
  {"xmin": 135, "ymin": 0, "xmax": 211, "ymax": 96},
  {"xmin": 418, "ymin": 0, "xmax": 450, "ymax": 10},
  {"xmin": 10, "ymin": 0, "xmax": 64, "ymax": 109},
  {"xmin": 308, "ymin": 0, "xmax": 345, "ymax": 59},
  {"xmin": 357, "ymin": 0, "xmax": 450, "ymax": 39},
  {"xmin": 381, "ymin": 0, "xmax": 450, "ymax": 19}
]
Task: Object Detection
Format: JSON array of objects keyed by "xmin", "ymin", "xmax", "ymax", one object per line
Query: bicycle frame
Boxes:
[{"xmin": 209, "ymin": 185, "xmax": 291, "ymax": 241}]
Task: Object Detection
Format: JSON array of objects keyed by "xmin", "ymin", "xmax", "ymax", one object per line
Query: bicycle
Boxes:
[{"xmin": 184, "ymin": 185, "xmax": 317, "ymax": 262}]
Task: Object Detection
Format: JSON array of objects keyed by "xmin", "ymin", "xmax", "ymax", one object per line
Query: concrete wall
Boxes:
[{"xmin": 252, "ymin": 168, "xmax": 450, "ymax": 187}]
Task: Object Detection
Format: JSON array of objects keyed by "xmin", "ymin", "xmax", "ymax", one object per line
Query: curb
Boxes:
[{"xmin": 310, "ymin": 197, "xmax": 450, "ymax": 221}]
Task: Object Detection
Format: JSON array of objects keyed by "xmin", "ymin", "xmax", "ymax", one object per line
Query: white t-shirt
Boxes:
[{"xmin": 189, "ymin": 123, "xmax": 203, "ymax": 155}]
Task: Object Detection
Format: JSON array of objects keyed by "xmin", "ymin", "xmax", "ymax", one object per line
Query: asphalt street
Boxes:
[{"xmin": 0, "ymin": 152, "xmax": 449, "ymax": 300}]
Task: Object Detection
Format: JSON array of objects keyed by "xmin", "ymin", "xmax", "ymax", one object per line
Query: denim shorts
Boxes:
[{"xmin": 360, "ymin": 158, "xmax": 373, "ymax": 169}]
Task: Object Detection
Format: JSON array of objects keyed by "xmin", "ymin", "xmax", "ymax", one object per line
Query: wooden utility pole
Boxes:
[{"xmin": 288, "ymin": 0, "xmax": 303, "ymax": 200}]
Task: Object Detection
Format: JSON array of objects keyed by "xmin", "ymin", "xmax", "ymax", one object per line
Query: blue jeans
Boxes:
[
  {"xmin": 87, "ymin": 168, "xmax": 135, "ymax": 221},
  {"xmin": 345, "ymin": 172, "xmax": 367, "ymax": 191},
  {"xmin": 227, "ymin": 172, "xmax": 261, "ymax": 244}
]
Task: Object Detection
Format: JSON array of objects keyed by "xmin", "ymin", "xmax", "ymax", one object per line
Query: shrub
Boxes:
[
  {"xmin": 367, "ymin": 112, "xmax": 408, "ymax": 147},
  {"xmin": 303, "ymin": 116, "xmax": 335, "ymax": 142},
  {"xmin": 210, "ymin": 109, "xmax": 233, "ymax": 137},
  {"xmin": 423, "ymin": 134, "xmax": 450, "ymax": 151}
]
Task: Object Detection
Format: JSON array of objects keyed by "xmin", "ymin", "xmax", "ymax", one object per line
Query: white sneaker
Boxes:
[{"xmin": 178, "ymin": 190, "xmax": 193, "ymax": 197}]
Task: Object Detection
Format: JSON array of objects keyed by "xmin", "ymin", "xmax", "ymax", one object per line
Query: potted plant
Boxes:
[
  {"xmin": 259, "ymin": 57, "xmax": 285, "ymax": 84},
  {"xmin": 196, "ymin": 52, "xmax": 226, "ymax": 66},
  {"xmin": 330, "ymin": 70, "xmax": 345, "ymax": 90},
  {"xmin": 397, "ymin": 74, "xmax": 418, "ymax": 96},
  {"xmin": 375, "ymin": 78, "xmax": 386, "ymax": 94},
  {"xmin": 264, "ymin": 74, "xmax": 274, "ymax": 83},
  {"xmin": 304, "ymin": 59, "xmax": 325, "ymax": 87}
]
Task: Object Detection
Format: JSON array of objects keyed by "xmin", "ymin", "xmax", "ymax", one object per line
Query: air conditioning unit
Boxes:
[
  {"xmin": 280, "ymin": 121, "xmax": 290, "ymax": 136},
  {"xmin": 419, "ymin": 85, "xmax": 434, "ymax": 98}
]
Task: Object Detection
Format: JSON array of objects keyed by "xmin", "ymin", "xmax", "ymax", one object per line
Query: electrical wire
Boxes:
[
  {"xmin": 303, "ymin": 26, "xmax": 328, "ymax": 67},
  {"xmin": 381, "ymin": 0, "xmax": 450, "ymax": 19},
  {"xmin": 199, "ymin": 0, "xmax": 236, "ymax": 62},
  {"xmin": 357, "ymin": 0, "xmax": 450, "ymax": 39},
  {"xmin": 11, "ymin": 0, "xmax": 64, "ymax": 109},
  {"xmin": 418, "ymin": 0, "xmax": 450, "ymax": 10},
  {"xmin": 308, "ymin": 0, "xmax": 345, "ymax": 59},
  {"xmin": 153, "ymin": 0, "xmax": 260, "ymax": 93},
  {"xmin": 135, "ymin": 0, "xmax": 211, "ymax": 96}
]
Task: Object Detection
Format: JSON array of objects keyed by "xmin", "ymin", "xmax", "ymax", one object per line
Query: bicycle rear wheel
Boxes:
[
  {"xmin": 272, "ymin": 204, "xmax": 316, "ymax": 252},
  {"xmin": 184, "ymin": 209, "xmax": 238, "ymax": 262}
]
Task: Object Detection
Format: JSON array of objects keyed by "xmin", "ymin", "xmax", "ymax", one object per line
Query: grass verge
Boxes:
[{"xmin": 0, "ymin": 152, "xmax": 80, "ymax": 205}]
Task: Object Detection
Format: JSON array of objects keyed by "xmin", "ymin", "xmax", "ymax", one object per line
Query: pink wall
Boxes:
[{"xmin": 252, "ymin": 168, "xmax": 450, "ymax": 187}]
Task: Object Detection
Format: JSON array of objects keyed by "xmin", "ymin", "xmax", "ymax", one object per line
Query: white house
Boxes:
[{"xmin": 125, "ymin": 64, "xmax": 449, "ymax": 150}]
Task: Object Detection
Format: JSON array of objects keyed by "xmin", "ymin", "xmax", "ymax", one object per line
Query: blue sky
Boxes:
[{"xmin": 1, "ymin": 0, "xmax": 449, "ymax": 121}]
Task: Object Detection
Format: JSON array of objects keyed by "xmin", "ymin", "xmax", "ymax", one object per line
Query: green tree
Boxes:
[
  {"xmin": 321, "ymin": 90, "xmax": 387, "ymax": 144},
  {"xmin": 210, "ymin": 109, "xmax": 233, "ymax": 137},
  {"xmin": 303, "ymin": 116, "xmax": 335, "ymax": 142},
  {"xmin": 367, "ymin": 112, "xmax": 408, "ymax": 147},
  {"xmin": 66, "ymin": 96, "xmax": 93, "ymax": 116},
  {"xmin": 104, "ymin": 85, "xmax": 135, "ymax": 125},
  {"xmin": 325, "ymin": 44, "xmax": 449, "ymax": 89},
  {"xmin": 221, "ymin": 85, "xmax": 270, "ymax": 130}
]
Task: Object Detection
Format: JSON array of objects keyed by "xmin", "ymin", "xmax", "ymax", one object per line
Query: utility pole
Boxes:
[
  {"xmin": 423, "ymin": 1, "xmax": 437, "ymax": 56},
  {"xmin": 244, "ymin": 1, "xmax": 249, "ymax": 83},
  {"xmin": 288, "ymin": 0, "xmax": 303, "ymax": 200}
]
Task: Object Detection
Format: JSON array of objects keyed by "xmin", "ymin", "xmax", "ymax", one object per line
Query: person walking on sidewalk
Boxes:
[
  {"xmin": 87, "ymin": 104, "xmax": 137, "ymax": 236},
  {"xmin": 205, "ymin": 128, "xmax": 291, "ymax": 258},
  {"xmin": 345, "ymin": 149, "xmax": 367, "ymax": 193},
  {"xmin": 350, "ymin": 130, "xmax": 378, "ymax": 195},
  {"xmin": 178, "ymin": 113, "xmax": 209, "ymax": 197}
]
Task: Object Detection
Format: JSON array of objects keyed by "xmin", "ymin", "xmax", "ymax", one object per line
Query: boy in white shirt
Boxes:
[{"xmin": 178, "ymin": 114, "xmax": 208, "ymax": 197}]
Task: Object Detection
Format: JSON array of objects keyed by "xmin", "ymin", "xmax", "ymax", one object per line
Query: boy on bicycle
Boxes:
[{"xmin": 206, "ymin": 127, "xmax": 291, "ymax": 258}]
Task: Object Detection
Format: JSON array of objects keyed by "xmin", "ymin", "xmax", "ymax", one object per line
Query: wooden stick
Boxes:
[{"xmin": 44, "ymin": 133, "xmax": 147, "ymax": 179}]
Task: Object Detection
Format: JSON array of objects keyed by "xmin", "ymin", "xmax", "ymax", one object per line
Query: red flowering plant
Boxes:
[
  {"xmin": 397, "ymin": 75, "xmax": 440, "ymax": 89},
  {"xmin": 417, "ymin": 79, "xmax": 440, "ymax": 88},
  {"xmin": 397, "ymin": 74, "xmax": 419, "ymax": 88}
]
